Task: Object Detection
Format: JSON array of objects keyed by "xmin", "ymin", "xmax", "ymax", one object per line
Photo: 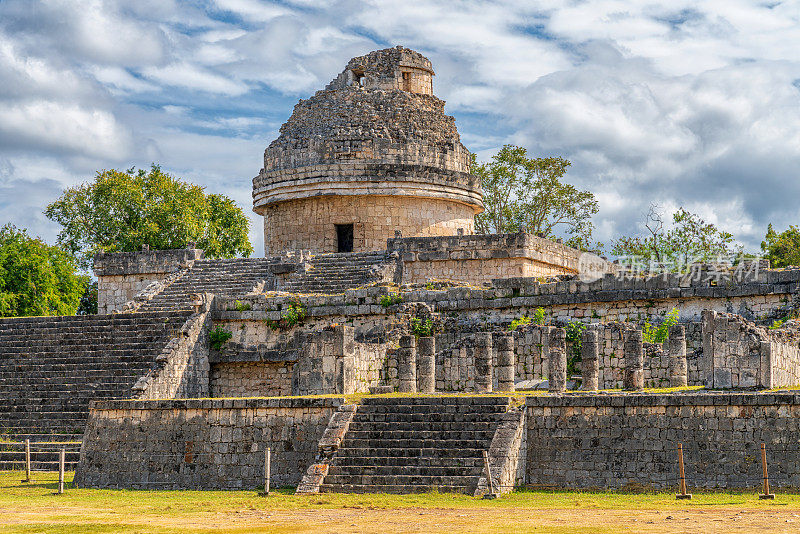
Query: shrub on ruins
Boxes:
[
  {"xmin": 472, "ymin": 145, "xmax": 600, "ymax": 251},
  {"xmin": 44, "ymin": 165, "xmax": 253, "ymax": 269},
  {"xmin": 208, "ymin": 326, "xmax": 233, "ymax": 351},
  {"xmin": 0, "ymin": 224, "xmax": 89, "ymax": 317},
  {"xmin": 612, "ymin": 205, "xmax": 737, "ymax": 268},
  {"xmin": 509, "ymin": 307, "xmax": 547, "ymax": 331},
  {"xmin": 641, "ymin": 307, "xmax": 679, "ymax": 344},
  {"xmin": 761, "ymin": 224, "xmax": 800, "ymax": 268}
]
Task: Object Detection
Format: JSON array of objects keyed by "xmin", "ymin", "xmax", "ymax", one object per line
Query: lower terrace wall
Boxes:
[
  {"xmin": 526, "ymin": 392, "xmax": 800, "ymax": 490},
  {"xmin": 74, "ymin": 397, "xmax": 342, "ymax": 490}
]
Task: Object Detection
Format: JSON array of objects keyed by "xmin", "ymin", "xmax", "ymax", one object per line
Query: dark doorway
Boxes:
[{"xmin": 336, "ymin": 224, "xmax": 354, "ymax": 253}]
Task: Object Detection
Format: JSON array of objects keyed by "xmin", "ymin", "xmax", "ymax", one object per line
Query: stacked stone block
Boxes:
[
  {"xmin": 75, "ymin": 397, "xmax": 340, "ymax": 489},
  {"xmin": 548, "ymin": 328, "xmax": 567, "ymax": 393},
  {"xmin": 526, "ymin": 392, "xmax": 800, "ymax": 490}
]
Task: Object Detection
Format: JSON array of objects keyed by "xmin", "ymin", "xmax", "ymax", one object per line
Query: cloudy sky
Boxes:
[{"xmin": 1, "ymin": 0, "xmax": 799, "ymax": 257}]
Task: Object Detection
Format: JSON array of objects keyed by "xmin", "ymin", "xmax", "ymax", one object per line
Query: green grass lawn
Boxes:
[{"xmin": 1, "ymin": 470, "xmax": 798, "ymax": 534}]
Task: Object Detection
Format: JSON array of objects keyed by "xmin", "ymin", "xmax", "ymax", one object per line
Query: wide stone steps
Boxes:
[
  {"xmin": 318, "ymin": 396, "xmax": 509, "ymax": 494},
  {"xmin": 319, "ymin": 483, "xmax": 470, "ymax": 494},
  {"xmin": 0, "ymin": 311, "xmax": 191, "ymax": 435},
  {"xmin": 279, "ymin": 251, "xmax": 392, "ymax": 294}
]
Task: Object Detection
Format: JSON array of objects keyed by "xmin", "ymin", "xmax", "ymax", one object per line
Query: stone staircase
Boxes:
[
  {"xmin": 280, "ymin": 251, "xmax": 395, "ymax": 294},
  {"xmin": 0, "ymin": 312, "xmax": 191, "ymax": 435},
  {"xmin": 138, "ymin": 258, "xmax": 277, "ymax": 312},
  {"xmin": 318, "ymin": 397, "xmax": 510, "ymax": 494}
]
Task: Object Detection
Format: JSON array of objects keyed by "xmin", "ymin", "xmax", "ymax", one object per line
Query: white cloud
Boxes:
[
  {"xmin": 1, "ymin": 0, "xmax": 800, "ymax": 256},
  {"xmin": 0, "ymin": 100, "xmax": 132, "ymax": 160},
  {"xmin": 212, "ymin": 0, "xmax": 291, "ymax": 22},
  {"xmin": 142, "ymin": 62, "xmax": 249, "ymax": 95}
]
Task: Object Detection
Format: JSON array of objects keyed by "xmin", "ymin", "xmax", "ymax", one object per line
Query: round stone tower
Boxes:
[{"xmin": 252, "ymin": 46, "xmax": 483, "ymax": 255}]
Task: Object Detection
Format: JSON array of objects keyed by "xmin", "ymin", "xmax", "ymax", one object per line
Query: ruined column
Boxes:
[
  {"xmin": 416, "ymin": 336, "xmax": 436, "ymax": 394},
  {"xmin": 624, "ymin": 329, "xmax": 644, "ymax": 391},
  {"xmin": 581, "ymin": 329, "xmax": 599, "ymax": 391},
  {"xmin": 398, "ymin": 335, "xmax": 417, "ymax": 393},
  {"xmin": 668, "ymin": 324, "xmax": 688, "ymax": 387},
  {"xmin": 495, "ymin": 333, "xmax": 515, "ymax": 392},
  {"xmin": 548, "ymin": 328, "xmax": 567, "ymax": 393},
  {"xmin": 473, "ymin": 332, "xmax": 493, "ymax": 393}
]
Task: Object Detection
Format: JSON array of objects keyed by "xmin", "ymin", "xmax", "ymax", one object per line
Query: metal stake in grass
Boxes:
[
  {"xmin": 56, "ymin": 448, "xmax": 65, "ymax": 495},
  {"xmin": 676, "ymin": 443, "xmax": 691, "ymax": 500},
  {"xmin": 22, "ymin": 439, "xmax": 31, "ymax": 483},
  {"xmin": 759, "ymin": 443, "xmax": 775, "ymax": 500},
  {"xmin": 482, "ymin": 450, "xmax": 497, "ymax": 499},
  {"xmin": 259, "ymin": 447, "xmax": 271, "ymax": 496}
]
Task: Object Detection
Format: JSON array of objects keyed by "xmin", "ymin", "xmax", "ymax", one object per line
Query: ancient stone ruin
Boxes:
[{"xmin": 3, "ymin": 46, "xmax": 800, "ymax": 494}]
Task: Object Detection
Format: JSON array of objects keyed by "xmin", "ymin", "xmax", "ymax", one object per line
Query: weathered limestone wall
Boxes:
[
  {"xmin": 132, "ymin": 296, "xmax": 212, "ymax": 399},
  {"xmin": 526, "ymin": 392, "xmax": 800, "ymax": 490},
  {"xmin": 703, "ymin": 310, "xmax": 800, "ymax": 389},
  {"xmin": 210, "ymin": 362, "xmax": 293, "ymax": 397},
  {"xmin": 74, "ymin": 397, "xmax": 341, "ymax": 489},
  {"xmin": 216, "ymin": 266, "xmax": 797, "ymax": 334},
  {"xmin": 326, "ymin": 46, "xmax": 435, "ymax": 94},
  {"xmin": 93, "ymin": 248, "xmax": 203, "ymax": 314},
  {"xmin": 262, "ymin": 195, "xmax": 475, "ymax": 255},
  {"xmin": 433, "ymin": 324, "xmax": 684, "ymax": 392},
  {"xmin": 387, "ymin": 233, "xmax": 598, "ymax": 285},
  {"xmin": 209, "ymin": 322, "xmax": 388, "ymax": 397}
]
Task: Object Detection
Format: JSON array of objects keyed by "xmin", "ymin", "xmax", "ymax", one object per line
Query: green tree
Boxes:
[
  {"xmin": 0, "ymin": 224, "xmax": 88, "ymax": 317},
  {"xmin": 45, "ymin": 165, "xmax": 253, "ymax": 268},
  {"xmin": 761, "ymin": 224, "xmax": 800, "ymax": 268},
  {"xmin": 472, "ymin": 145, "xmax": 599, "ymax": 250},
  {"xmin": 612, "ymin": 205, "xmax": 737, "ymax": 265}
]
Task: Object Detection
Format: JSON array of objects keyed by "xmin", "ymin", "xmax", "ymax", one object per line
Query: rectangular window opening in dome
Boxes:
[
  {"xmin": 402, "ymin": 71, "xmax": 411, "ymax": 91},
  {"xmin": 336, "ymin": 224, "xmax": 354, "ymax": 253}
]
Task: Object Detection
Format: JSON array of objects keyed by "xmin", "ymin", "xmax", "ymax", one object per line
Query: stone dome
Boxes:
[{"xmin": 252, "ymin": 46, "xmax": 483, "ymax": 255}]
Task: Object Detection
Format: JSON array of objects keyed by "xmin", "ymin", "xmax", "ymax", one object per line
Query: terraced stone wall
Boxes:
[
  {"xmin": 75, "ymin": 397, "xmax": 342, "ymax": 490},
  {"xmin": 526, "ymin": 392, "xmax": 800, "ymax": 490},
  {"xmin": 388, "ymin": 233, "xmax": 596, "ymax": 284}
]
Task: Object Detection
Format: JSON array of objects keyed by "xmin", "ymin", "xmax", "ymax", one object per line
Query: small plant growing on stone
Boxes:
[
  {"xmin": 565, "ymin": 321, "xmax": 586, "ymax": 376},
  {"xmin": 380, "ymin": 292, "xmax": 403, "ymax": 308},
  {"xmin": 281, "ymin": 300, "xmax": 306, "ymax": 328},
  {"xmin": 233, "ymin": 300, "xmax": 251, "ymax": 311},
  {"xmin": 642, "ymin": 307, "xmax": 679, "ymax": 344},
  {"xmin": 509, "ymin": 316, "xmax": 531, "ymax": 331},
  {"xmin": 509, "ymin": 307, "xmax": 546, "ymax": 331},
  {"xmin": 209, "ymin": 326, "xmax": 232, "ymax": 351},
  {"xmin": 410, "ymin": 317, "xmax": 436, "ymax": 337}
]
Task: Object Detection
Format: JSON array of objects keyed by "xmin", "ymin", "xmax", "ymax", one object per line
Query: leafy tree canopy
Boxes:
[
  {"xmin": 45, "ymin": 165, "xmax": 253, "ymax": 269},
  {"xmin": 761, "ymin": 224, "xmax": 800, "ymax": 268},
  {"xmin": 612, "ymin": 205, "xmax": 737, "ymax": 265},
  {"xmin": 472, "ymin": 145, "xmax": 599, "ymax": 251},
  {"xmin": 0, "ymin": 224, "xmax": 88, "ymax": 317}
]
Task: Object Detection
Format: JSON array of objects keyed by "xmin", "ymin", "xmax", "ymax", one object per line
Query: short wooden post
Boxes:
[
  {"xmin": 259, "ymin": 447, "xmax": 271, "ymax": 496},
  {"xmin": 22, "ymin": 439, "xmax": 31, "ymax": 483},
  {"xmin": 482, "ymin": 450, "xmax": 496, "ymax": 499},
  {"xmin": 57, "ymin": 448, "xmax": 65, "ymax": 494},
  {"xmin": 676, "ymin": 443, "xmax": 691, "ymax": 500},
  {"xmin": 759, "ymin": 443, "xmax": 775, "ymax": 499}
]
